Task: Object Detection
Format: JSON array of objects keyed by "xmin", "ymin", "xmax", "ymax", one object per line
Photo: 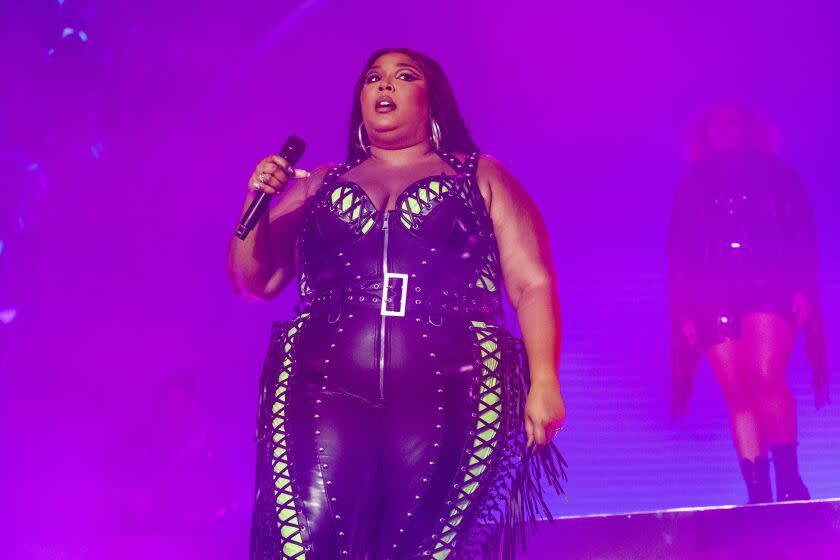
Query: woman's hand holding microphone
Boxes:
[{"xmin": 248, "ymin": 155, "xmax": 310, "ymax": 197}]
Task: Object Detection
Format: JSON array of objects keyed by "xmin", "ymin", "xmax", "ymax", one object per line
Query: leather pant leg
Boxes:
[
  {"xmin": 286, "ymin": 372, "xmax": 384, "ymax": 559},
  {"xmin": 251, "ymin": 311, "xmax": 513, "ymax": 560},
  {"xmin": 251, "ymin": 311, "xmax": 383, "ymax": 560},
  {"xmin": 373, "ymin": 315, "xmax": 510, "ymax": 559}
]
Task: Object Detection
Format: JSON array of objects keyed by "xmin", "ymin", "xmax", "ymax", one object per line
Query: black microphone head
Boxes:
[{"xmin": 280, "ymin": 135, "xmax": 307, "ymax": 167}]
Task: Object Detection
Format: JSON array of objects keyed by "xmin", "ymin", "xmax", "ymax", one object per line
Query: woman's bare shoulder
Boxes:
[{"xmin": 475, "ymin": 154, "xmax": 526, "ymax": 212}]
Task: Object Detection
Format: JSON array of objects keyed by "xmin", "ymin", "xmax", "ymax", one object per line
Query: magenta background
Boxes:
[{"xmin": 2, "ymin": 1, "xmax": 839, "ymax": 557}]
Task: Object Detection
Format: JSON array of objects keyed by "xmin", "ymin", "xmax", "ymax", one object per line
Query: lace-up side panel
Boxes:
[
  {"xmin": 270, "ymin": 313, "xmax": 312, "ymax": 559},
  {"xmin": 435, "ymin": 152, "xmax": 500, "ymax": 296},
  {"xmin": 422, "ymin": 320, "xmax": 504, "ymax": 559}
]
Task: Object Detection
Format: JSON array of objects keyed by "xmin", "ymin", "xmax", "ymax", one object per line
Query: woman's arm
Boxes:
[
  {"xmin": 477, "ymin": 155, "xmax": 566, "ymax": 451},
  {"xmin": 227, "ymin": 164, "xmax": 329, "ymax": 300},
  {"xmin": 784, "ymin": 167, "xmax": 819, "ymax": 307},
  {"xmin": 667, "ymin": 173, "xmax": 702, "ymax": 339}
]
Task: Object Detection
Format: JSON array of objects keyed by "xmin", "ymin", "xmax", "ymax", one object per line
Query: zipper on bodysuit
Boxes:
[{"xmin": 378, "ymin": 211, "xmax": 390, "ymax": 401}]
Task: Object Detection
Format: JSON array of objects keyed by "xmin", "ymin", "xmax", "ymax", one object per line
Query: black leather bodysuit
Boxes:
[
  {"xmin": 668, "ymin": 151, "xmax": 818, "ymax": 345},
  {"xmin": 250, "ymin": 151, "xmax": 566, "ymax": 560},
  {"xmin": 667, "ymin": 151, "xmax": 827, "ymax": 415}
]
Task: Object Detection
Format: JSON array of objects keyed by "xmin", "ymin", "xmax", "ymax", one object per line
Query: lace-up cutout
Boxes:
[{"xmin": 271, "ymin": 314, "xmax": 311, "ymax": 559}]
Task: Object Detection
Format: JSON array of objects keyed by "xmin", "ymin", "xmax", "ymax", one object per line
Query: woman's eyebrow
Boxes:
[
  {"xmin": 395, "ymin": 62, "xmax": 422, "ymax": 73},
  {"xmin": 366, "ymin": 63, "xmax": 423, "ymax": 74}
]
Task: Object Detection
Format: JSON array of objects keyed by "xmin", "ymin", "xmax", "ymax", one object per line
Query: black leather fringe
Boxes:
[{"xmin": 463, "ymin": 333, "xmax": 568, "ymax": 560}]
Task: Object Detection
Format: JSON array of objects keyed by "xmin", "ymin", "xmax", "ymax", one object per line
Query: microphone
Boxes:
[{"xmin": 235, "ymin": 135, "xmax": 307, "ymax": 240}]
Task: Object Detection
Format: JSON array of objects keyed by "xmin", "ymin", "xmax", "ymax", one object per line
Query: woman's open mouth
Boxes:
[{"xmin": 375, "ymin": 95, "xmax": 397, "ymax": 113}]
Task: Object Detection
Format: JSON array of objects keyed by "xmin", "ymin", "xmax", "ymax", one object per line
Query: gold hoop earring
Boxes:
[
  {"xmin": 357, "ymin": 123, "xmax": 370, "ymax": 154},
  {"xmin": 430, "ymin": 119, "xmax": 442, "ymax": 151}
]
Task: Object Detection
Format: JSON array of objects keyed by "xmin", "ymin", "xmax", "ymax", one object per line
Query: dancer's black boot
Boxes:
[
  {"xmin": 739, "ymin": 456, "xmax": 773, "ymax": 504},
  {"xmin": 772, "ymin": 442, "xmax": 811, "ymax": 502}
]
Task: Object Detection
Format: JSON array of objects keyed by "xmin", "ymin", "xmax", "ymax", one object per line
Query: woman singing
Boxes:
[
  {"xmin": 228, "ymin": 48, "xmax": 567, "ymax": 559},
  {"xmin": 668, "ymin": 102, "xmax": 828, "ymax": 505}
]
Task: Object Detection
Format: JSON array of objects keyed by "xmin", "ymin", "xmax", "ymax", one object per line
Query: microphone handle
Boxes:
[{"xmin": 234, "ymin": 192, "xmax": 272, "ymax": 240}]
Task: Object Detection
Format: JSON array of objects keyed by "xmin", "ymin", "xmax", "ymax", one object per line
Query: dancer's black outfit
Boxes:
[
  {"xmin": 667, "ymin": 150, "xmax": 828, "ymax": 501},
  {"xmin": 250, "ymin": 151, "xmax": 566, "ymax": 560}
]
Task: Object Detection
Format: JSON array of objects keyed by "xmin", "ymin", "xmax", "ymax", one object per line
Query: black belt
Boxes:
[{"xmin": 302, "ymin": 278, "xmax": 500, "ymax": 319}]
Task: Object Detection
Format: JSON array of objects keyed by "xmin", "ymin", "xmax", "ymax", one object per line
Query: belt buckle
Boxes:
[{"xmin": 381, "ymin": 272, "xmax": 409, "ymax": 317}]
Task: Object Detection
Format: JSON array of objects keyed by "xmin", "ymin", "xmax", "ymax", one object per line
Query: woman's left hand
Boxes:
[
  {"xmin": 524, "ymin": 377, "xmax": 567, "ymax": 454},
  {"xmin": 792, "ymin": 293, "xmax": 812, "ymax": 329}
]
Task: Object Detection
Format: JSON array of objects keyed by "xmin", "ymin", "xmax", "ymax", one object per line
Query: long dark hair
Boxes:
[
  {"xmin": 685, "ymin": 101, "xmax": 780, "ymax": 165},
  {"xmin": 346, "ymin": 48, "xmax": 479, "ymax": 161}
]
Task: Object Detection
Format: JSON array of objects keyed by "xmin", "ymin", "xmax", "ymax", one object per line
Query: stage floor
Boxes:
[
  {"xmin": 12, "ymin": 499, "xmax": 840, "ymax": 559},
  {"xmin": 522, "ymin": 498, "xmax": 840, "ymax": 559}
]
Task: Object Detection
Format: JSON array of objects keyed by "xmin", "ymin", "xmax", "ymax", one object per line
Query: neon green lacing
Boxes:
[
  {"xmin": 329, "ymin": 184, "xmax": 376, "ymax": 234},
  {"xmin": 430, "ymin": 321, "xmax": 503, "ymax": 559},
  {"xmin": 271, "ymin": 313, "xmax": 310, "ymax": 559},
  {"xmin": 398, "ymin": 179, "xmax": 456, "ymax": 228}
]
